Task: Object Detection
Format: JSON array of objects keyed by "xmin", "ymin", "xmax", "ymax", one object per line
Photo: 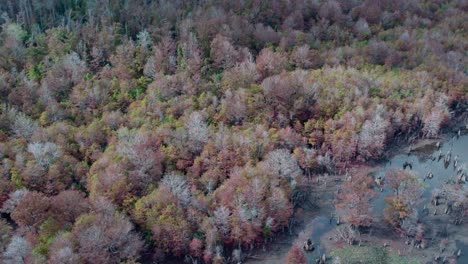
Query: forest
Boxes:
[{"xmin": 0, "ymin": 0, "xmax": 466, "ymax": 263}]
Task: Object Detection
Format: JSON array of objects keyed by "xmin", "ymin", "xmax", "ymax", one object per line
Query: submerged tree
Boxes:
[
  {"xmin": 383, "ymin": 168, "xmax": 424, "ymax": 234},
  {"xmin": 335, "ymin": 170, "xmax": 377, "ymax": 228}
]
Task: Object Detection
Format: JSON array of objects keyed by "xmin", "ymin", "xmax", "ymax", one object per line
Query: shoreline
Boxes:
[{"xmin": 245, "ymin": 119, "xmax": 467, "ymax": 263}]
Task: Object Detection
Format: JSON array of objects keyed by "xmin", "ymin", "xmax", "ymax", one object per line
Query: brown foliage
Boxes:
[
  {"xmin": 335, "ymin": 170, "xmax": 377, "ymax": 227},
  {"xmin": 51, "ymin": 190, "xmax": 90, "ymax": 225},
  {"xmin": 11, "ymin": 191, "xmax": 50, "ymax": 229},
  {"xmin": 256, "ymin": 48, "xmax": 288, "ymax": 79}
]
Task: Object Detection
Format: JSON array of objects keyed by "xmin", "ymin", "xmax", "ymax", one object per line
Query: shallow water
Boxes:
[
  {"xmin": 307, "ymin": 133, "xmax": 468, "ymax": 262},
  {"xmin": 248, "ymin": 133, "xmax": 467, "ymax": 263},
  {"xmin": 456, "ymin": 240, "xmax": 468, "ymax": 264},
  {"xmin": 373, "ymin": 134, "xmax": 467, "ymax": 212},
  {"xmin": 368, "ymin": 133, "xmax": 468, "ymax": 262},
  {"xmin": 304, "ymin": 215, "xmax": 335, "ymax": 263}
]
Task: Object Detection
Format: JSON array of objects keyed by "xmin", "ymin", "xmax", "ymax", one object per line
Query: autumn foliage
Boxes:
[
  {"xmin": 285, "ymin": 244, "xmax": 307, "ymax": 264},
  {"xmin": 0, "ymin": 0, "xmax": 466, "ymax": 263},
  {"xmin": 335, "ymin": 170, "xmax": 377, "ymax": 228}
]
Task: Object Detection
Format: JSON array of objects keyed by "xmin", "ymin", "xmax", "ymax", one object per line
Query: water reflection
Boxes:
[
  {"xmin": 372, "ymin": 134, "xmax": 467, "ymax": 217},
  {"xmin": 314, "ymin": 134, "xmax": 467, "ymax": 263},
  {"xmin": 305, "ymin": 215, "xmax": 335, "ymax": 263},
  {"xmin": 368, "ymin": 134, "xmax": 467, "ymax": 262}
]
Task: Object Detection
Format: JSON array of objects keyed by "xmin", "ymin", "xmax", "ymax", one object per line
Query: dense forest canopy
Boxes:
[{"xmin": 0, "ymin": 0, "xmax": 466, "ymax": 263}]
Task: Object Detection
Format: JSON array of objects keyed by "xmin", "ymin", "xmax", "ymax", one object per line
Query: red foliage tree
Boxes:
[
  {"xmin": 51, "ymin": 190, "xmax": 90, "ymax": 225},
  {"xmin": 335, "ymin": 170, "xmax": 377, "ymax": 228},
  {"xmin": 285, "ymin": 244, "xmax": 307, "ymax": 264},
  {"xmin": 256, "ymin": 48, "xmax": 288, "ymax": 79},
  {"xmin": 189, "ymin": 238, "xmax": 203, "ymax": 258},
  {"xmin": 11, "ymin": 191, "xmax": 50, "ymax": 230}
]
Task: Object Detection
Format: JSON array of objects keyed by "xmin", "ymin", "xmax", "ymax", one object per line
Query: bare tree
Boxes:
[
  {"xmin": 358, "ymin": 108, "xmax": 389, "ymax": 160},
  {"xmin": 263, "ymin": 149, "xmax": 301, "ymax": 186},
  {"xmin": 161, "ymin": 173, "xmax": 191, "ymax": 207},
  {"xmin": 12, "ymin": 112, "xmax": 39, "ymax": 139},
  {"xmin": 3, "ymin": 236, "xmax": 31, "ymax": 264},
  {"xmin": 186, "ymin": 112, "xmax": 209, "ymax": 151},
  {"xmin": 333, "ymin": 224, "xmax": 359, "ymax": 244},
  {"xmin": 27, "ymin": 142, "xmax": 62, "ymax": 168},
  {"xmin": 72, "ymin": 209, "xmax": 144, "ymax": 263},
  {"xmin": 213, "ymin": 205, "xmax": 231, "ymax": 237},
  {"xmin": 0, "ymin": 189, "xmax": 28, "ymax": 214},
  {"xmin": 423, "ymin": 96, "xmax": 449, "ymax": 138}
]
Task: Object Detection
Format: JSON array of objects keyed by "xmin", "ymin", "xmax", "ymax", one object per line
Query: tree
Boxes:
[
  {"xmin": 11, "ymin": 191, "xmax": 50, "ymax": 230},
  {"xmin": 40, "ymin": 52, "xmax": 87, "ymax": 102},
  {"xmin": 261, "ymin": 73, "xmax": 295, "ymax": 109},
  {"xmin": 48, "ymin": 233, "xmax": 80, "ymax": 264},
  {"xmin": 136, "ymin": 30, "xmax": 152, "ymax": 49},
  {"xmin": 144, "ymin": 36, "xmax": 176, "ymax": 77},
  {"xmin": 213, "ymin": 165, "xmax": 294, "ymax": 247},
  {"xmin": 358, "ymin": 108, "xmax": 389, "ymax": 160},
  {"xmin": 186, "ymin": 112, "xmax": 209, "ymax": 152},
  {"xmin": 262, "ymin": 149, "xmax": 301, "ymax": 186},
  {"xmin": 222, "ymin": 89, "xmax": 247, "ymax": 124},
  {"xmin": 89, "ymin": 128, "xmax": 163, "ymax": 205},
  {"xmin": 2, "ymin": 236, "xmax": 31, "ymax": 264},
  {"xmin": 0, "ymin": 219, "xmax": 12, "ymax": 254},
  {"xmin": 253, "ymin": 23, "xmax": 280, "ymax": 46},
  {"xmin": 256, "ymin": 48, "xmax": 288, "ymax": 79},
  {"xmin": 318, "ymin": 0, "xmax": 344, "ymax": 23},
  {"xmin": 422, "ymin": 96, "xmax": 449, "ymax": 138},
  {"xmin": 291, "ymin": 45, "xmax": 322, "ymax": 69},
  {"xmin": 222, "ymin": 59, "xmax": 259, "ymax": 90},
  {"xmin": 189, "ymin": 238, "xmax": 203, "ymax": 258},
  {"xmin": 267, "ymin": 187, "xmax": 293, "ymax": 231},
  {"xmin": 134, "ymin": 186, "xmax": 191, "ymax": 256},
  {"xmin": 285, "ymin": 244, "xmax": 306, "ymax": 264},
  {"xmin": 327, "ymin": 112, "xmax": 359, "ymax": 165},
  {"xmin": 88, "ymin": 160, "xmax": 131, "ymax": 206},
  {"xmin": 72, "ymin": 205, "xmax": 143, "ymax": 263},
  {"xmin": 51, "ymin": 190, "xmax": 90, "ymax": 225},
  {"xmin": 71, "ymin": 79, "xmax": 112, "ymax": 112},
  {"xmin": 1, "ymin": 189, "xmax": 29, "ymax": 214},
  {"xmin": 12, "ymin": 111, "xmax": 39, "ymax": 140},
  {"xmin": 365, "ymin": 40, "xmax": 391, "ymax": 65},
  {"xmin": 178, "ymin": 32, "xmax": 202, "ymax": 78},
  {"xmin": 27, "ymin": 142, "xmax": 61, "ymax": 168},
  {"xmin": 335, "ymin": 171, "xmax": 377, "ymax": 228},
  {"xmin": 210, "ymin": 34, "xmax": 240, "ymax": 70},
  {"xmin": 20, "ymin": 160, "xmax": 48, "ymax": 192},
  {"xmin": 293, "ymin": 147, "xmax": 318, "ymax": 177},
  {"xmin": 384, "ymin": 168, "xmax": 423, "ymax": 233},
  {"xmin": 354, "ymin": 18, "xmax": 371, "ymax": 39},
  {"xmin": 213, "ymin": 206, "xmax": 231, "ymax": 239},
  {"xmin": 115, "ymin": 128, "xmax": 163, "ymax": 190},
  {"xmin": 160, "ymin": 173, "xmax": 191, "ymax": 207}
]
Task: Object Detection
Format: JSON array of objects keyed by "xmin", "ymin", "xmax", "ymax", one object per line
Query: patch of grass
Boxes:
[{"xmin": 331, "ymin": 246, "xmax": 420, "ymax": 264}]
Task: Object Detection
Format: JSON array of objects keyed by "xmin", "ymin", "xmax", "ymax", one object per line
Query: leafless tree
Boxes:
[
  {"xmin": 3, "ymin": 236, "xmax": 31, "ymax": 264},
  {"xmin": 161, "ymin": 173, "xmax": 191, "ymax": 207}
]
